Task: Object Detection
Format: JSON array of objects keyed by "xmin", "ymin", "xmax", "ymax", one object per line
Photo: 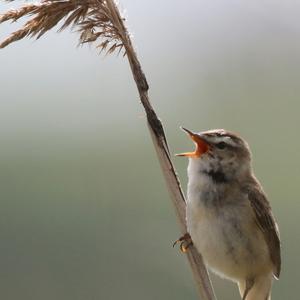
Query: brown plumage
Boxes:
[
  {"xmin": 178, "ymin": 128, "xmax": 281, "ymax": 300},
  {"xmin": 246, "ymin": 181, "xmax": 281, "ymax": 278}
]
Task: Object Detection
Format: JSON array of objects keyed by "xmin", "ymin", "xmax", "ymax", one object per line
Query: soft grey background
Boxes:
[{"xmin": 0, "ymin": 1, "xmax": 299, "ymax": 299}]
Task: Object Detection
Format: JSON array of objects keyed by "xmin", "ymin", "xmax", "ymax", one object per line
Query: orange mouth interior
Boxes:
[{"xmin": 176, "ymin": 127, "xmax": 209, "ymax": 158}]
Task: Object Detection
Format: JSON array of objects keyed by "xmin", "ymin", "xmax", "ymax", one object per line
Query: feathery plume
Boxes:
[{"xmin": 0, "ymin": 0, "xmax": 124, "ymax": 54}]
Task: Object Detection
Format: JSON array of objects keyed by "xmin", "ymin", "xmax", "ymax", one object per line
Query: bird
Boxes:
[{"xmin": 175, "ymin": 127, "xmax": 281, "ymax": 300}]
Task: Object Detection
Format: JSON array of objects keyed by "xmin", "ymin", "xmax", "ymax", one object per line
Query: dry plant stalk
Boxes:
[{"xmin": 0, "ymin": 1, "xmax": 217, "ymax": 299}]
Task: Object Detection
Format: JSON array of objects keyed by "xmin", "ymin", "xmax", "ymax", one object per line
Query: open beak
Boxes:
[{"xmin": 176, "ymin": 127, "xmax": 209, "ymax": 158}]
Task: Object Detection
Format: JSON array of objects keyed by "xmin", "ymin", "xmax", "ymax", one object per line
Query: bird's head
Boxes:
[{"xmin": 177, "ymin": 128, "xmax": 252, "ymax": 182}]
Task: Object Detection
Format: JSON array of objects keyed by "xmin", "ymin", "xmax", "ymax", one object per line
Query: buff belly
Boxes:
[{"xmin": 186, "ymin": 201, "xmax": 272, "ymax": 281}]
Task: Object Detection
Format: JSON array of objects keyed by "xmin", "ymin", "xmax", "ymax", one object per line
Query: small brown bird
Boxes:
[{"xmin": 176, "ymin": 128, "xmax": 281, "ymax": 300}]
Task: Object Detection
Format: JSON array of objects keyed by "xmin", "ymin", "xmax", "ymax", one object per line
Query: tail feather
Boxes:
[{"xmin": 238, "ymin": 274, "xmax": 273, "ymax": 300}]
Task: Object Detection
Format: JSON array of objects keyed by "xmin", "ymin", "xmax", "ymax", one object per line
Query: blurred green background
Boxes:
[{"xmin": 0, "ymin": 1, "xmax": 299, "ymax": 299}]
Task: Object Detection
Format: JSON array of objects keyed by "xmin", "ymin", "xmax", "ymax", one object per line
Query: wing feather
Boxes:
[{"xmin": 245, "ymin": 182, "xmax": 281, "ymax": 278}]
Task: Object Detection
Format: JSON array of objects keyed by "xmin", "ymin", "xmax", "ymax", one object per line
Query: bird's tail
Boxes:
[{"xmin": 238, "ymin": 273, "xmax": 273, "ymax": 300}]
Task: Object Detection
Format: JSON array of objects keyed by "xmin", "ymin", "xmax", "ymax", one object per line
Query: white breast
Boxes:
[{"xmin": 186, "ymin": 158, "xmax": 271, "ymax": 281}]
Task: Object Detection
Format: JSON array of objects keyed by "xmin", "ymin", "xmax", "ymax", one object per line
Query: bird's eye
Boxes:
[{"xmin": 216, "ymin": 142, "xmax": 226, "ymax": 149}]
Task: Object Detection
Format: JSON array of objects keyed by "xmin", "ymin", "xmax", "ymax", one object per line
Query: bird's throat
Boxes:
[{"xmin": 202, "ymin": 169, "xmax": 228, "ymax": 184}]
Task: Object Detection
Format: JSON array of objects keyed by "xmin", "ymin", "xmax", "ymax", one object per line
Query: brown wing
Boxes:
[{"xmin": 245, "ymin": 183, "xmax": 281, "ymax": 278}]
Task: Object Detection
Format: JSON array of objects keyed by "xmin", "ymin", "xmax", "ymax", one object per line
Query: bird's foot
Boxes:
[{"xmin": 173, "ymin": 233, "xmax": 193, "ymax": 253}]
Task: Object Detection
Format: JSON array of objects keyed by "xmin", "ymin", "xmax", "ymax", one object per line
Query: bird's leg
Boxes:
[
  {"xmin": 242, "ymin": 278, "xmax": 255, "ymax": 300},
  {"xmin": 173, "ymin": 233, "xmax": 193, "ymax": 253}
]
